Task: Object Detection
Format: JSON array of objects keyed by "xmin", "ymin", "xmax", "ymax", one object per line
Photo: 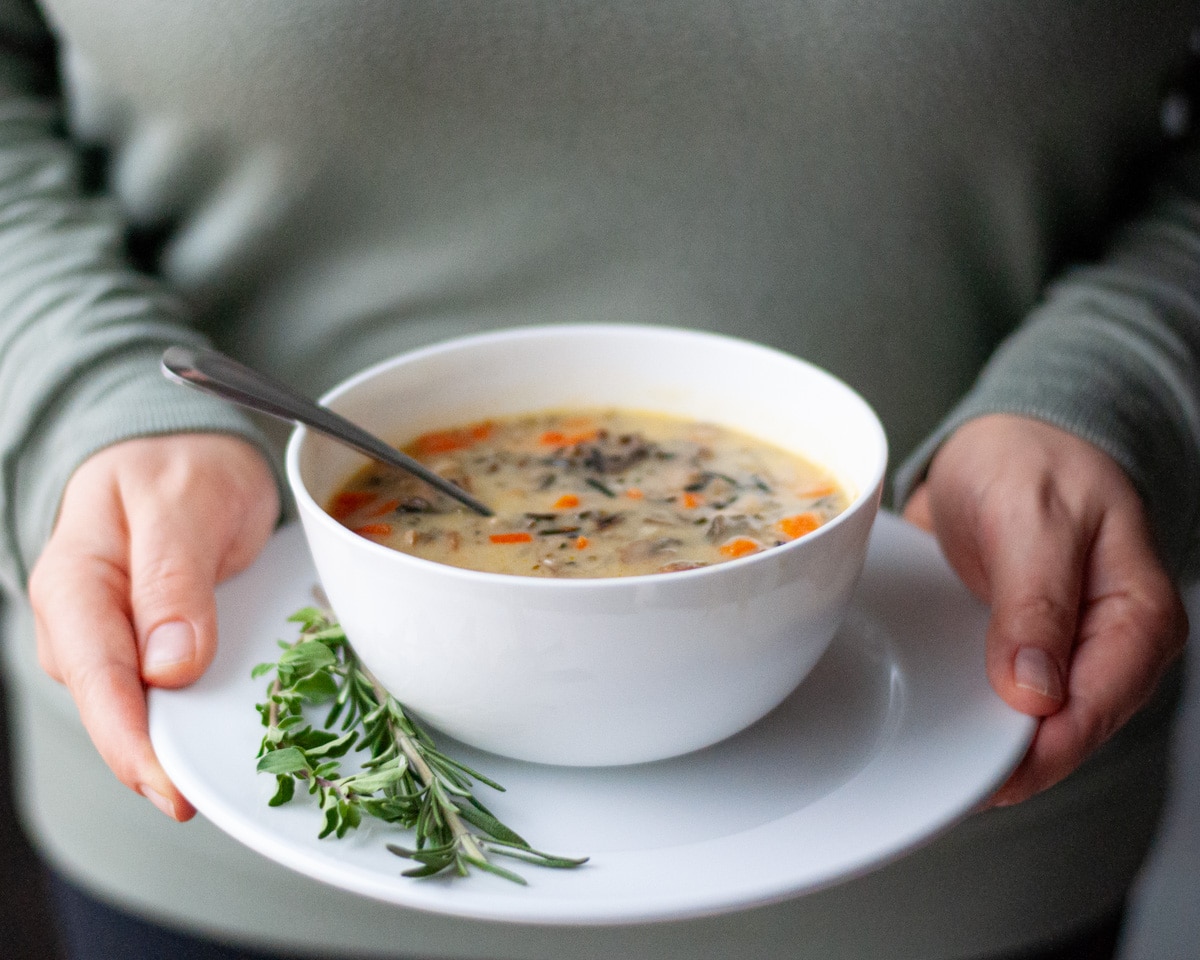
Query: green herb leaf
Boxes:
[
  {"xmin": 268, "ymin": 775, "xmax": 296, "ymax": 807},
  {"xmin": 256, "ymin": 746, "xmax": 310, "ymax": 776},
  {"xmin": 278, "ymin": 639, "xmax": 337, "ymax": 672},
  {"xmin": 254, "ymin": 603, "xmax": 588, "ymax": 884}
]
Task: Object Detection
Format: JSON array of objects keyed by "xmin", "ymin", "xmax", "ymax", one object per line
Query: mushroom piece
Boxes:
[
  {"xmin": 657, "ymin": 560, "xmax": 707, "ymax": 573},
  {"xmin": 705, "ymin": 514, "xmax": 754, "ymax": 543},
  {"xmin": 618, "ymin": 537, "xmax": 683, "ymax": 564}
]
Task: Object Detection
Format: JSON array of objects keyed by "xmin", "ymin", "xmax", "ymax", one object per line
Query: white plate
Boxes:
[{"xmin": 148, "ymin": 511, "xmax": 1034, "ymax": 926}]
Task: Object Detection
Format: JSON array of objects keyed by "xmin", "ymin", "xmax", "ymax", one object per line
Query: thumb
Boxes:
[
  {"xmin": 129, "ymin": 511, "xmax": 221, "ymax": 689},
  {"xmin": 124, "ymin": 438, "xmax": 278, "ymax": 688},
  {"xmin": 980, "ymin": 501, "xmax": 1086, "ymax": 717}
]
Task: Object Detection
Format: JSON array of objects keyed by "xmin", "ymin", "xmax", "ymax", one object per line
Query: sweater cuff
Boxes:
[{"xmin": 894, "ymin": 288, "xmax": 1200, "ymax": 575}]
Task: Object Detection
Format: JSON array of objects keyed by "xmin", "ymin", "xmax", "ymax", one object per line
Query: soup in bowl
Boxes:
[
  {"xmin": 286, "ymin": 324, "xmax": 887, "ymax": 766},
  {"xmin": 326, "ymin": 406, "xmax": 853, "ymax": 577}
]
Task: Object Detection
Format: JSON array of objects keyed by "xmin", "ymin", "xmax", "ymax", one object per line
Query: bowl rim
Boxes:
[{"xmin": 284, "ymin": 323, "xmax": 888, "ymax": 590}]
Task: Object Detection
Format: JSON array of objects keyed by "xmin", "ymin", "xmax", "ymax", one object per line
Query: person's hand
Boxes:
[
  {"xmin": 903, "ymin": 413, "xmax": 1188, "ymax": 806},
  {"xmin": 28, "ymin": 433, "xmax": 280, "ymax": 820}
]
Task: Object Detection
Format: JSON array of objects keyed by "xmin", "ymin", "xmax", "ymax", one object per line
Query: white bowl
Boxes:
[{"xmin": 286, "ymin": 324, "xmax": 887, "ymax": 766}]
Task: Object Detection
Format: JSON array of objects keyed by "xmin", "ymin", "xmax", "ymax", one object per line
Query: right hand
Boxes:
[
  {"xmin": 28, "ymin": 433, "xmax": 280, "ymax": 820},
  {"xmin": 902, "ymin": 414, "xmax": 1187, "ymax": 806}
]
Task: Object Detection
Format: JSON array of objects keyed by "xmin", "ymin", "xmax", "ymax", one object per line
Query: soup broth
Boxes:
[{"xmin": 327, "ymin": 409, "xmax": 850, "ymax": 578}]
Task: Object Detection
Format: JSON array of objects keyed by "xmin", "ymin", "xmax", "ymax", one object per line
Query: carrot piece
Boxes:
[
  {"xmin": 367, "ymin": 498, "xmax": 400, "ymax": 517},
  {"xmin": 412, "ymin": 420, "xmax": 492, "ymax": 456},
  {"xmin": 554, "ymin": 494, "xmax": 581, "ymax": 509},
  {"xmin": 778, "ymin": 512, "xmax": 822, "ymax": 540},
  {"xmin": 352, "ymin": 523, "xmax": 393, "ymax": 537},
  {"xmin": 681, "ymin": 492, "xmax": 702, "ymax": 509},
  {"xmin": 574, "ymin": 536, "xmax": 590, "ymax": 550},
  {"xmin": 489, "ymin": 532, "xmax": 533, "ymax": 544},
  {"xmin": 798, "ymin": 483, "xmax": 838, "ymax": 500},
  {"xmin": 329, "ymin": 490, "xmax": 377, "ymax": 520},
  {"xmin": 539, "ymin": 429, "xmax": 599, "ymax": 447},
  {"xmin": 625, "ymin": 487, "xmax": 644, "ymax": 500},
  {"xmin": 719, "ymin": 537, "xmax": 761, "ymax": 559},
  {"xmin": 412, "ymin": 431, "xmax": 469, "ymax": 455}
]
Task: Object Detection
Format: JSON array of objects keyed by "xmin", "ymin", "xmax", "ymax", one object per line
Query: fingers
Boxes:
[
  {"xmin": 29, "ymin": 434, "xmax": 279, "ymax": 821},
  {"xmin": 990, "ymin": 505, "xmax": 1187, "ymax": 805}
]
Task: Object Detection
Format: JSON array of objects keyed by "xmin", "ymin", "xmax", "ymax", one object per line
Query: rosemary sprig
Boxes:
[{"xmin": 253, "ymin": 605, "xmax": 588, "ymax": 883}]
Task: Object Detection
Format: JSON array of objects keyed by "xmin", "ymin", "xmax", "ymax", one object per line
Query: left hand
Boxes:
[
  {"xmin": 27, "ymin": 433, "xmax": 280, "ymax": 820},
  {"xmin": 903, "ymin": 413, "xmax": 1188, "ymax": 806}
]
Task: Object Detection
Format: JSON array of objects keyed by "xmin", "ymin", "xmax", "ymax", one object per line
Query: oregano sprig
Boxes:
[{"xmin": 253, "ymin": 605, "xmax": 588, "ymax": 883}]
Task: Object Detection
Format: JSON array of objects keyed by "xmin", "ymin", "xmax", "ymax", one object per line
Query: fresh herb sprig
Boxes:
[{"xmin": 253, "ymin": 605, "xmax": 588, "ymax": 883}]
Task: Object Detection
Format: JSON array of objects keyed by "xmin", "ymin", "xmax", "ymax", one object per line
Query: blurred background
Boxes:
[
  {"xmin": 0, "ymin": 639, "xmax": 1195, "ymax": 959},
  {"xmin": 1119, "ymin": 586, "xmax": 1200, "ymax": 959}
]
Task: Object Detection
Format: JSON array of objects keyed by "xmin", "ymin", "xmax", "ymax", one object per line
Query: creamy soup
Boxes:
[{"xmin": 327, "ymin": 409, "xmax": 850, "ymax": 578}]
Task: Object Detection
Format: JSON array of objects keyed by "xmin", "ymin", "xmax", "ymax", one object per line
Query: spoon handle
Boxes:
[{"xmin": 161, "ymin": 345, "xmax": 492, "ymax": 517}]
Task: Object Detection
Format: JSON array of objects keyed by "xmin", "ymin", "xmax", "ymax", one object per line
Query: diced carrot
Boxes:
[
  {"xmin": 489, "ymin": 532, "xmax": 533, "ymax": 544},
  {"xmin": 554, "ymin": 494, "xmax": 581, "ymax": 509},
  {"xmin": 719, "ymin": 537, "xmax": 761, "ymax": 559},
  {"xmin": 352, "ymin": 523, "xmax": 393, "ymax": 537},
  {"xmin": 539, "ymin": 429, "xmax": 599, "ymax": 447},
  {"xmin": 412, "ymin": 431, "xmax": 468, "ymax": 455},
  {"xmin": 574, "ymin": 536, "xmax": 590, "ymax": 550},
  {"xmin": 798, "ymin": 483, "xmax": 838, "ymax": 500},
  {"xmin": 778, "ymin": 512, "xmax": 822, "ymax": 540},
  {"xmin": 625, "ymin": 487, "xmax": 644, "ymax": 500},
  {"xmin": 367, "ymin": 498, "xmax": 400, "ymax": 517},
  {"xmin": 681, "ymin": 492, "xmax": 702, "ymax": 509},
  {"xmin": 412, "ymin": 421, "xmax": 492, "ymax": 456},
  {"xmin": 329, "ymin": 490, "xmax": 377, "ymax": 520}
]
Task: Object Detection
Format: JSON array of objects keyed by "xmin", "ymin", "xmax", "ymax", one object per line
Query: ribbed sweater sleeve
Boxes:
[
  {"xmin": 895, "ymin": 141, "xmax": 1200, "ymax": 575},
  {"xmin": 0, "ymin": 0, "xmax": 270, "ymax": 594}
]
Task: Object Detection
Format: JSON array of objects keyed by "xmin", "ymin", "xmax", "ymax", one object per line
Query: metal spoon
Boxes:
[{"xmin": 161, "ymin": 345, "xmax": 493, "ymax": 516}]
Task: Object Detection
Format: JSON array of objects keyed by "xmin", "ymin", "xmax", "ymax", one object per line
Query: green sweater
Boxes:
[{"xmin": 1, "ymin": 1, "xmax": 1198, "ymax": 956}]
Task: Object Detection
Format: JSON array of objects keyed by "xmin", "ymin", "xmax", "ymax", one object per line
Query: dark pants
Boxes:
[
  {"xmin": 48, "ymin": 870, "xmax": 1125, "ymax": 960},
  {"xmin": 48, "ymin": 872, "xmax": 315, "ymax": 960}
]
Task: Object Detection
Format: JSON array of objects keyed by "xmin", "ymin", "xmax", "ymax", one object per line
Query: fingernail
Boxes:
[
  {"xmin": 143, "ymin": 621, "xmax": 195, "ymax": 670},
  {"xmin": 1014, "ymin": 646, "xmax": 1063, "ymax": 701},
  {"xmin": 139, "ymin": 784, "xmax": 176, "ymax": 819}
]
